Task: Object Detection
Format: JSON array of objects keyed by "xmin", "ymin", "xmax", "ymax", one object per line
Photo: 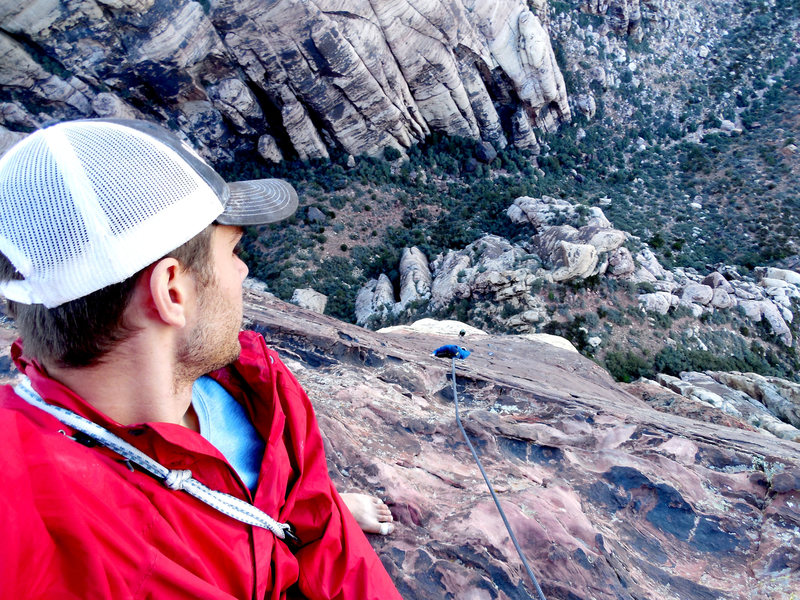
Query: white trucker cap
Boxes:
[{"xmin": 0, "ymin": 118, "xmax": 298, "ymax": 308}]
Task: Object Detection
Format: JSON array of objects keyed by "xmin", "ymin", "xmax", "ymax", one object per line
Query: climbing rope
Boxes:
[{"xmin": 434, "ymin": 344, "xmax": 548, "ymax": 600}]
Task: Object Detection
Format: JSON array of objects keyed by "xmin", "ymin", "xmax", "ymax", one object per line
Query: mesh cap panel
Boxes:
[
  {"xmin": 0, "ymin": 132, "xmax": 90, "ymax": 285},
  {"xmin": 68, "ymin": 124, "xmax": 205, "ymax": 236}
]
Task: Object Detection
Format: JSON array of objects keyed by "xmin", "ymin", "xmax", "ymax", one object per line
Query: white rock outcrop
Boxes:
[
  {"xmin": 355, "ymin": 274, "xmax": 396, "ymax": 326},
  {"xmin": 430, "ymin": 251, "xmax": 472, "ymax": 309},
  {"xmin": 291, "ymin": 288, "xmax": 328, "ymax": 314},
  {"xmin": 607, "ymin": 247, "xmax": 635, "ymax": 277},
  {"xmin": 638, "ymin": 292, "xmax": 674, "ymax": 315},
  {"xmin": 550, "ymin": 241, "xmax": 599, "ymax": 282},
  {"xmin": 680, "ymin": 283, "xmax": 714, "ymax": 306},
  {"xmin": 398, "ymin": 247, "xmax": 432, "ymax": 308}
]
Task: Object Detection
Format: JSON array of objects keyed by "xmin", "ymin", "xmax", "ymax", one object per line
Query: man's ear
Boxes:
[{"xmin": 145, "ymin": 257, "xmax": 194, "ymax": 328}]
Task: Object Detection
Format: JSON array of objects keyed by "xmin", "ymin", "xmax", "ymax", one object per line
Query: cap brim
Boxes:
[{"xmin": 218, "ymin": 179, "xmax": 299, "ymax": 226}]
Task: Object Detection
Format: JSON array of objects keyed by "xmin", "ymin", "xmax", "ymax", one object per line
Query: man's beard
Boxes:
[{"xmin": 175, "ymin": 278, "xmax": 243, "ymax": 385}]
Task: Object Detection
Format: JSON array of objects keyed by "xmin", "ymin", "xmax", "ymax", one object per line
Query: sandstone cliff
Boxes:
[{"xmin": 0, "ymin": 0, "xmax": 570, "ymax": 162}]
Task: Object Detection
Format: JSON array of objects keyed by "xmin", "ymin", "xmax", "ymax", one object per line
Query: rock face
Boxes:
[
  {"xmin": 0, "ymin": 0, "xmax": 570, "ymax": 161},
  {"xmin": 398, "ymin": 247, "xmax": 432, "ymax": 308},
  {"xmin": 240, "ymin": 291, "xmax": 799, "ymax": 599},
  {"xmin": 2, "ymin": 287, "xmax": 800, "ymax": 598},
  {"xmin": 355, "ymin": 274, "xmax": 395, "ymax": 326}
]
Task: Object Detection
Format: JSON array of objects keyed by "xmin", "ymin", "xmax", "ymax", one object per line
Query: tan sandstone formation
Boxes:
[{"xmin": 0, "ymin": 0, "xmax": 571, "ymax": 160}]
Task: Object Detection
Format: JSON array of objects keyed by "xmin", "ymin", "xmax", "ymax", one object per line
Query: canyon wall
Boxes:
[{"xmin": 0, "ymin": 0, "xmax": 571, "ymax": 162}]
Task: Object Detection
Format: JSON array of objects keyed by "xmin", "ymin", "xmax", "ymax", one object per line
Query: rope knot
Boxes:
[{"xmin": 164, "ymin": 469, "xmax": 192, "ymax": 491}]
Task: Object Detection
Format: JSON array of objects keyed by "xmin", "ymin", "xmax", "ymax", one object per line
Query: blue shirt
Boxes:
[{"xmin": 191, "ymin": 375, "xmax": 265, "ymax": 491}]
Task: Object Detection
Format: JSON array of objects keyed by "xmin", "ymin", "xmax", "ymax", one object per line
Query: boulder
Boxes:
[
  {"xmin": 702, "ymin": 271, "xmax": 734, "ymax": 293},
  {"xmin": 504, "ymin": 305, "xmax": 549, "ymax": 329},
  {"xmin": 588, "ymin": 65, "xmax": 607, "ymax": 86},
  {"xmin": 534, "ymin": 224, "xmax": 579, "ymax": 258},
  {"xmin": 720, "ymin": 119, "xmax": 742, "ymax": 134},
  {"xmin": 607, "ymin": 247, "xmax": 635, "ymax": 277},
  {"xmin": 635, "ymin": 248, "xmax": 670, "ymax": 280},
  {"xmin": 587, "ymin": 207, "xmax": 612, "ymax": 228},
  {"xmin": 355, "ymin": 274, "xmax": 395, "ymax": 326},
  {"xmin": 475, "ymin": 141, "xmax": 498, "ymax": 163},
  {"xmin": 738, "ymin": 299, "xmax": 765, "ymax": 321},
  {"xmin": 550, "ymin": 241, "xmax": 598, "ymax": 281},
  {"xmin": 734, "ymin": 285, "xmax": 762, "ymax": 301},
  {"xmin": 574, "ymin": 93, "xmax": 596, "ymax": 119},
  {"xmin": 710, "ymin": 288, "xmax": 735, "ymax": 309},
  {"xmin": 638, "ymin": 292, "xmax": 673, "ymax": 315},
  {"xmin": 472, "ymin": 269, "xmax": 537, "ymax": 303},
  {"xmin": 738, "ymin": 299, "xmax": 793, "ymax": 345},
  {"xmin": 678, "ymin": 300, "xmax": 705, "ymax": 318},
  {"xmin": 291, "ymin": 288, "xmax": 328, "ymax": 314},
  {"xmin": 761, "ymin": 301, "xmax": 793, "ymax": 346},
  {"xmin": 681, "ymin": 283, "xmax": 714, "ymax": 305},
  {"xmin": 398, "ymin": 247, "xmax": 432, "ymax": 307},
  {"xmin": 469, "ymin": 235, "xmax": 518, "ymax": 272},
  {"xmin": 575, "ymin": 226, "xmax": 627, "ymax": 254},
  {"xmin": 507, "ymin": 195, "xmax": 578, "ymax": 229}
]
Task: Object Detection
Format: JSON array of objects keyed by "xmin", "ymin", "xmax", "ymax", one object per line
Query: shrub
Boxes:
[
  {"xmin": 604, "ymin": 351, "xmax": 653, "ymax": 382},
  {"xmin": 384, "ymin": 146, "xmax": 402, "ymax": 161}
]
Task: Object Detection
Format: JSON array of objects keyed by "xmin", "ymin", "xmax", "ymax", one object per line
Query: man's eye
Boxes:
[{"xmin": 234, "ymin": 240, "xmax": 244, "ymax": 256}]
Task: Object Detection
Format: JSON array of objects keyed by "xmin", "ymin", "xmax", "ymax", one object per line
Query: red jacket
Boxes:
[{"xmin": 0, "ymin": 330, "xmax": 402, "ymax": 600}]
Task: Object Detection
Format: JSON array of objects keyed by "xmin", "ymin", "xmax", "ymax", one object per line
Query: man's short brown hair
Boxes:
[{"xmin": 0, "ymin": 225, "xmax": 215, "ymax": 368}]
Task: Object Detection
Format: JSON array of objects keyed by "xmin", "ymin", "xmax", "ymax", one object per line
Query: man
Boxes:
[{"xmin": 0, "ymin": 119, "xmax": 403, "ymax": 599}]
